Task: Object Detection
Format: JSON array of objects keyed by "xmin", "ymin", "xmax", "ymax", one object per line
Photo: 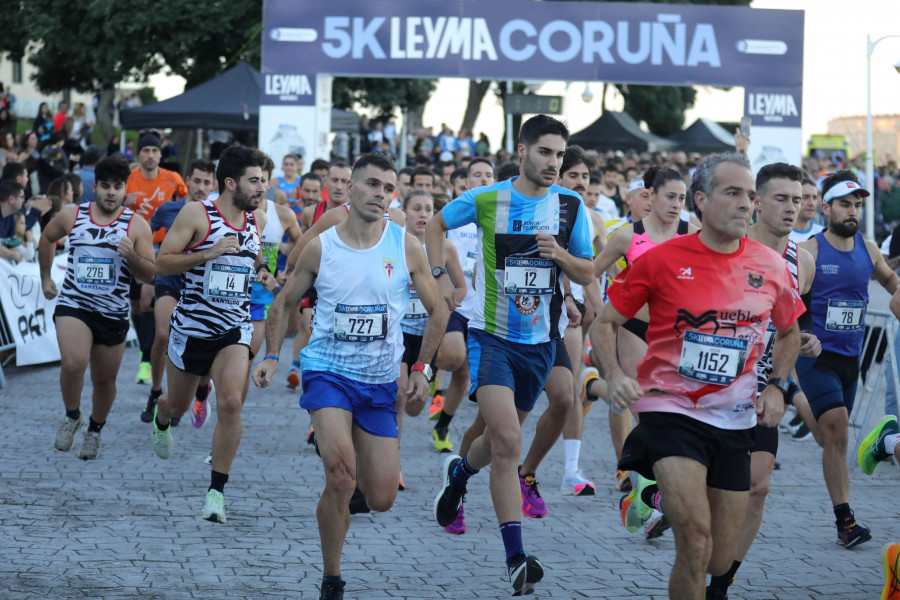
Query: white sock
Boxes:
[
  {"xmin": 564, "ymin": 439, "xmax": 581, "ymax": 475},
  {"xmin": 885, "ymin": 433, "xmax": 900, "ymax": 456}
]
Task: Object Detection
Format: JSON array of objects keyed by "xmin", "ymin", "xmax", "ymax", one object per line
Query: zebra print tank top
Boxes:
[
  {"xmin": 57, "ymin": 204, "xmax": 135, "ymax": 320},
  {"xmin": 170, "ymin": 200, "xmax": 260, "ymax": 339},
  {"xmin": 756, "ymin": 239, "xmax": 800, "ymax": 396}
]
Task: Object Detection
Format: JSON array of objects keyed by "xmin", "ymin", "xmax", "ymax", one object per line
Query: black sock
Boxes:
[
  {"xmin": 137, "ymin": 311, "xmax": 154, "ymax": 361},
  {"xmin": 640, "ymin": 483, "xmax": 659, "ymax": 507},
  {"xmin": 322, "ymin": 574, "xmax": 343, "ymax": 585},
  {"xmin": 209, "ymin": 470, "xmax": 229, "ymax": 493},
  {"xmin": 435, "ymin": 410, "xmax": 454, "ymax": 429},
  {"xmin": 87, "ymin": 417, "xmax": 105, "ymax": 433},
  {"xmin": 434, "ymin": 388, "xmax": 446, "ymax": 397},
  {"xmin": 195, "ymin": 383, "xmax": 209, "ymax": 401},
  {"xmin": 66, "ymin": 408, "xmax": 81, "ymax": 421},
  {"xmin": 155, "ymin": 414, "xmax": 169, "ymax": 431},
  {"xmin": 709, "ymin": 560, "xmax": 741, "ymax": 591},
  {"xmin": 833, "ymin": 503, "xmax": 852, "ymax": 523},
  {"xmin": 149, "ymin": 388, "xmax": 162, "ymax": 400}
]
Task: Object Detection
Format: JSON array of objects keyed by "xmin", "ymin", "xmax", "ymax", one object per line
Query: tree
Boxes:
[{"xmin": 333, "ymin": 77, "xmax": 437, "ymax": 131}]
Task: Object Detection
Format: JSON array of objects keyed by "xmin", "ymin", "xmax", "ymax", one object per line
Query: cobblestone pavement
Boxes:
[{"xmin": 1, "ymin": 339, "xmax": 898, "ymax": 600}]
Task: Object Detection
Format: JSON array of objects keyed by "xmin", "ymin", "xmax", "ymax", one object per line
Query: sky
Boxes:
[{"xmin": 150, "ymin": 0, "xmax": 900, "ymax": 149}]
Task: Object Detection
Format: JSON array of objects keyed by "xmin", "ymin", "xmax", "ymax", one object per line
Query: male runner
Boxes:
[
  {"xmin": 150, "ymin": 146, "xmax": 274, "ymax": 523},
  {"xmin": 797, "ymin": 170, "xmax": 900, "ymax": 547},
  {"xmin": 252, "ymin": 152, "xmax": 448, "ymax": 600},
  {"xmin": 427, "ymin": 115, "xmax": 594, "ymax": 595},
  {"xmin": 790, "ymin": 177, "xmax": 824, "ymax": 243},
  {"xmin": 126, "ymin": 131, "xmax": 188, "ymax": 384},
  {"xmin": 144, "ymin": 159, "xmax": 217, "ymax": 425},
  {"xmin": 411, "ymin": 166, "xmax": 435, "ymax": 192},
  {"xmin": 297, "ymin": 173, "xmax": 323, "ymax": 209},
  {"xmin": 591, "ymin": 153, "xmax": 804, "ymax": 599},
  {"xmin": 40, "ymin": 156, "xmax": 155, "ymax": 459}
]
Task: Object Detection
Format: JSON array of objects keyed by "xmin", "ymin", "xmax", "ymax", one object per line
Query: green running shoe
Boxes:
[
  {"xmin": 858, "ymin": 415, "xmax": 899, "ymax": 475},
  {"xmin": 619, "ymin": 474, "xmax": 655, "ymax": 533}
]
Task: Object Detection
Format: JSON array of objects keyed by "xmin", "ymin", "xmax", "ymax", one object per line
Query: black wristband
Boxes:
[
  {"xmin": 255, "ymin": 263, "xmax": 271, "ymax": 275},
  {"xmin": 564, "ymin": 293, "xmax": 574, "ymax": 299}
]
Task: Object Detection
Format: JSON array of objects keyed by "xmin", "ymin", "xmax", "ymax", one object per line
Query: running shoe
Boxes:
[
  {"xmin": 519, "ymin": 467, "xmax": 547, "ymax": 518},
  {"xmin": 443, "ymin": 501, "xmax": 466, "ymax": 535},
  {"xmin": 836, "ymin": 511, "xmax": 872, "ymax": 548},
  {"xmin": 615, "ymin": 469, "xmax": 632, "ymax": 492},
  {"xmin": 433, "ymin": 425, "xmax": 453, "ymax": 453},
  {"xmin": 54, "ymin": 415, "xmax": 84, "ymax": 451},
  {"xmin": 398, "ymin": 469, "xmax": 406, "ymax": 491},
  {"xmin": 140, "ymin": 392, "xmax": 158, "ymax": 423},
  {"xmin": 560, "ymin": 471, "xmax": 596, "ymax": 496},
  {"xmin": 306, "ymin": 426, "xmax": 316, "ymax": 446},
  {"xmin": 882, "ymin": 543, "xmax": 900, "ymax": 600},
  {"xmin": 77, "ymin": 430, "xmax": 101, "ymax": 460},
  {"xmin": 705, "ymin": 585, "xmax": 729, "ymax": 600},
  {"xmin": 136, "ymin": 361, "xmax": 151, "ymax": 384},
  {"xmin": 433, "ymin": 454, "xmax": 466, "ymax": 527},
  {"xmin": 202, "ymin": 489, "xmax": 226, "ymax": 524},
  {"xmin": 791, "ymin": 423, "xmax": 812, "ymax": 441},
  {"xmin": 191, "ymin": 383, "xmax": 212, "ymax": 428},
  {"xmin": 428, "ymin": 394, "xmax": 444, "ymax": 420},
  {"xmin": 507, "ymin": 552, "xmax": 544, "ymax": 596},
  {"xmin": 319, "ymin": 580, "xmax": 346, "ymax": 600},
  {"xmin": 151, "ymin": 409, "xmax": 173, "ymax": 459},
  {"xmin": 859, "ymin": 415, "xmax": 899, "ymax": 475},
  {"xmin": 583, "ymin": 338, "xmax": 593, "ymax": 368},
  {"xmin": 784, "ymin": 414, "xmax": 804, "ymax": 436},
  {"xmin": 349, "ymin": 488, "xmax": 370, "ymax": 515},
  {"xmin": 620, "ymin": 474, "xmax": 655, "ymax": 533},
  {"xmin": 643, "ymin": 509, "xmax": 670, "ymax": 540},
  {"xmin": 580, "ymin": 367, "xmax": 600, "ymax": 406},
  {"xmin": 286, "ymin": 367, "xmax": 300, "ymax": 390}
]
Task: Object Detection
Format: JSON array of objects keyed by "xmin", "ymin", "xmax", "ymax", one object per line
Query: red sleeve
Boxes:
[
  {"xmin": 607, "ymin": 253, "xmax": 652, "ymax": 320},
  {"xmin": 771, "ymin": 261, "xmax": 806, "ymax": 329}
]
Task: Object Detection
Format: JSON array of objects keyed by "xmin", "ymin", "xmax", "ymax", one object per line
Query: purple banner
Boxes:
[
  {"xmin": 744, "ymin": 86, "xmax": 802, "ymax": 128},
  {"xmin": 262, "ymin": 0, "xmax": 804, "ymax": 90}
]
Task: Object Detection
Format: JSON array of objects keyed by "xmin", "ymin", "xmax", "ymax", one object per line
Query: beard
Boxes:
[
  {"xmin": 234, "ymin": 183, "xmax": 259, "ymax": 211},
  {"xmin": 522, "ymin": 158, "xmax": 554, "ymax": 190},
  {"xmin": 94, "ymin": 196, "xmax": 123, "ymax": 215},
  {"xmin": 830, "ymin": 218, "xmax": 859, "ymax": 238}
]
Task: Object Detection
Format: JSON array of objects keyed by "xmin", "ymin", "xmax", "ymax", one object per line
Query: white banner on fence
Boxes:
[{"xmin": 0, "ymin": 256, "xmax": 67, "ymax": 366}]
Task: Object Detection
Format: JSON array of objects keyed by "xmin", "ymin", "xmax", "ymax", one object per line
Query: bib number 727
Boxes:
[{"xmin": 334, "ymin": 303, "xmax": 388, "ymax": 342}]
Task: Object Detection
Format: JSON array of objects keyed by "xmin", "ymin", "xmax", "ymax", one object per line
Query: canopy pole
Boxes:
[
  {"xmin": 505, "ymin": 80, "xmax": 513, "ymax": 154},
  {"xmin": 399, "ymin": 110, "xmax": 408, "ymax": 168},
  {"xmin": 196, "ymin": 128, "xmax": 203, "ymax": 159}
]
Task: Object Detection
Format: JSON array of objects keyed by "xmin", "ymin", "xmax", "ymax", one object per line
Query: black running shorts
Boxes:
[{"xmin": 54, "ymin": 304, "xmax": 129, "ymax": 346}]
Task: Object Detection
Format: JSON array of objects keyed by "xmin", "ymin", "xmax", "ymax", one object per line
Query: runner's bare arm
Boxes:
[
  {"xmin": 406, "ymin": 236, "xmax": 450, "ymax": 404},
  {"xmin": 388, "ymin": 207, "xmax": 406, "ymax": 225},
  {"xmin": 535, "ymin": 231, "xmax": 592, "ymax": 284},
  {"xmin": 253, "ymin": 238, "xmax": 321, "ymax": 388},
  {"xmin": 38, "ymin": 205, "xmax": 78, "ymax": 298},
  {"xmin": 425, "ymin": 212, "xmax": 457, "ymax": 310},
  {"xmin": 593, "ymin": 224, "xmax": 633, "ymax": 279},
  {"xmin": 287, "ymin": 206, "xmax": 346, "ymax": 270},
  {"xmin": 156, "ymin": 202, "xmax": 235, "ymax": 276},
  {"xmin": 443, "ymin": 238, "xmax": 467, "ymax": 306},
  {"xmin": 121, "ymin": 215, "xmax": 156, "ymax": 283},
  {"xmin": 868, "ymin": 240, "xmax": 900, "ymax": 293},
  {"xmin": 589, "ymin": 302, "xmax": 643, "ymax": 411}
]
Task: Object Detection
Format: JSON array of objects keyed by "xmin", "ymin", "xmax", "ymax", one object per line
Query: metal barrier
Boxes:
[
  {"xmin": 0, "ymin": 299, "xmax": 15, "ymax": 389},
  {"xmin": 847, "ymin": 310, "xmax": 899, "ymax": 470}
]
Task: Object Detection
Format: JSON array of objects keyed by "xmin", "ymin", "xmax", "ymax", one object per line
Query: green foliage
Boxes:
[{"xmin": 333, "ymin": 78, "xmax": 437, "ymax": 120}]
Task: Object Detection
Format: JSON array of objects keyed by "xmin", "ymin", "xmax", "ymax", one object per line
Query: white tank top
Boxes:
[
  {"xmin": 300, "ymin": 221, "xmax": 410, "ymax": 384},
  {"xmin": 401, "ymin": 238, "xmax": 428, "ymax": 336},
  {"xmin": 250, "ymin": 200, "xmax": 284, "ymax": 305},
  {"xmin": 446, "ymin": 222, "xmax": 477, "ymax": 319}
]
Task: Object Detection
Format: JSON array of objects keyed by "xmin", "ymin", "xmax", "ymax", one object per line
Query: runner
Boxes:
[
  {"xmin": 797, "ymin": 170, "xmax": 900, "ymax": 548},
  {"xmin": 145, "ymin": 159, "xmax": 217, "ymax": 426},
  {"xmin": 707, "ymin": 161, "xmax": 821, "ymax": 599},
  {"xmin": 427, "ymin": 114, "xmax": 594, "ymax": 595},
  {"xmin": 590, "ymin": 152, "xmax": 804, "ymax": 599},
  {"xmin": 150, "ymin": 146, "xmax": 274, "ymax": 524},
  {"xmin": 125, "ymin": 131, "xmax": 188, "ymax": 385},
  {"xmin": 789, "ymin": 177, "xmax": 824, "ymax": 243},
  {"xmin": 269, "ymin": 153, "xmax": 301, "ymax": 205},
  {"xmin": 251, "ymin": 152, "xmax": 448, "ymax": 600},
  {"xmin": 39, "ymin": 155, "xmax": 155, "ymax": 460}
]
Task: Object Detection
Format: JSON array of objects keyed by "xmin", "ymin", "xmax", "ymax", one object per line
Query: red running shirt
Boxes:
[{"xmin": 607, "ymin": 233, "xmax": 805, "ymax": 430}]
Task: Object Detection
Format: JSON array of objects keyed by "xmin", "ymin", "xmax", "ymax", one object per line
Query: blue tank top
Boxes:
[{"xmin": 810, "ymin": 231, "xmax": 872, "ymax": 356}]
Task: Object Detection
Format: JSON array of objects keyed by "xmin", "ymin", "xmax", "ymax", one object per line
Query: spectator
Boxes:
[
  {"xmin": 52, "ymin": 100, "xmax": 69, "ymax": 132},
  {"xmin": 33, "ymin": 102, "xmax": 52, "ymax": 139},
  {"xmin": 0, "ymin": 130, "xmax": 13, "ymax": 168},
  {"xmin": 78, "ymin": 145, "xmax": 105, "ymax": 204},
  {"xmin": 47, "ymin": 177, "xmax": 74, "ymax": 205},
  {"xmin": 10, "ymin": 212, "xmax": 35, "ymax": 262},
  {"xmin": 0, "ymin": 180, "xmax": 25, "ymax": 263},
  {"xmin": 63, "ymin": 172, "xmax": 82, "ymax": 205},
  {"xmin": 881, "ymin": 176, "xmax": 900, "ymax": 225},
  {"xmin": 38, "ymin": 132, "xmax": 69, "ymax": 192},
  {"xmin": 0, "ymin": 106, "xmax": 13, "ymax": 137},
  {"xmin": 475, "ymin": 132, "xmax": 491, "ymax": 157},
  {"xmin": 456, "ymin": 127, "xmax": 475, "ymax": 157},
  {"xmin": 70, "ymin": 102, "xmax": 92, "ymax": 146}
]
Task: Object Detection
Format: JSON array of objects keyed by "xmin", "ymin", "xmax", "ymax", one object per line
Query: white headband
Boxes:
[
  {"xmin": 823, "ymin": 180, "xmax": 869, "ymax": 204},
  {"xmin": 627, "ymin": 178, "xmax": 645, "ymax": 194}
]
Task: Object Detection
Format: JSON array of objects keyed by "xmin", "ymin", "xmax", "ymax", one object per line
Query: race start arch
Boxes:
[{"xmin": 260, "ymin": 0, "xmax": 803, "ymax": 173}]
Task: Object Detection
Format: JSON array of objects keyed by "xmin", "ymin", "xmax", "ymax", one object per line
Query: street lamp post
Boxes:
[{"xmin": 864, "ymin": 33, "xmax": 900, "ymax": 241}]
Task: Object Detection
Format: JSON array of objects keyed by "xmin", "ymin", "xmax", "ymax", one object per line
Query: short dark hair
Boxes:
[
  {"xmin": 300, "ymin": 172, "xmax": 323, "ymax": 188},
  {"xmin": 467, "ymin": 157, "xmax": 493, "ymax": 178},
  {"xmin": 643, "ymin": 166, "xmax": 683, "ymax": 191},
  {"xmin": 412, "ymin": 166, "xmax": 435, "ymax": 183},
  {"xmin": 216, "ymin": 146, "xmax": 262, "ymax": 192},
  {"xmin": 518, "ymin": 114, "xmax": 569, "ymax": 147},
  {"xmin": 310, "ymin": 158, "xmax": 330, "ymax": 173},
  {"xmin": 560, "ymin": 145, "xmax": 589, "ymax": 177},
  {"xmin": 602, "ymin": 162, "xmax": 620, "ymax": 175},
  {"xmin": 821, "ymin": 169, "xmax": 860, "ymax": 199},
  {"xmin": 589, "ymin": 175, "xmax": 601, "ymax": 187},
  {"xmin": 330, "ymin": 160, "xmax": 351, "ymax": 172},
  {"xmin": 449, "ymin": 167, "xmax": 468, "ymax": 185},
  {"xmin": 188, "ymin": 159, "xmax": 216, "ymax": 177},
  {"xmin": 496, "ymin": 162, "xmax": 520, "ymax": 182},
  {"xmin": 254, "ymin": 151, "xmax": 276, "ymax": 177},
  {"xmin": 756, "ymin": 162, "xmax": 804, "ymax": 198},
  {"xmin": 2, "ymin": 161, "xmax": 26, "ymax": 181},
  {"xmin": 801, "ymin": 177, "xmax": 817, "ymax": 188},
  {"xmin": 94, "ymin": 155, "xmax": 132, "ymax": 185},
  {"xmin": 0, "ymin": 180, "xmax": 24, "ymax": 203},
  {"xmin": 351, "ymin": 152, "xmax": 394, "ymax": 177},
  {"xmin": 402, "ymin": 188, "xmax": 432, "ymax": 210},
  {"xmin": 398, "ymin": 166, "xmax": 416, "ymax": 179}
]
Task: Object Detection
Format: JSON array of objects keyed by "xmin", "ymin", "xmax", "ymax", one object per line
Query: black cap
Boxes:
[{"xmin": 137, "ymin": 132, "xmax": 162, "ymax": 152}]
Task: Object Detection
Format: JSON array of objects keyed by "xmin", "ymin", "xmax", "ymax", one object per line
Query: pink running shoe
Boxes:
[
  {"xmin": 519, "ymin": 466, "xmax": 547, "ymax": 518},
  {"xmin": 444, "ymin": 502, "xmax": 466, "ymax": 535}
]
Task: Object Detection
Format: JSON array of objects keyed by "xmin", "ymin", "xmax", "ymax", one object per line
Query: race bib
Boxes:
[
  {"xmin": 504, "ymin": 257, "xmax": 555, "ymax": 296},
  {"xmin": 678, "ymin": 330, "xmax": 748, "ymax": 386},
  {"xmin": 76, "ymin": 256, "xmax": 116, "ymax": 287},
  {"xmin": 207, "ymin": 263, "xmax": 250, "ymax": 300},
  {"xmin": 825, "ymin": 299, "xmax": 864, "ymax": 331},
  {"xmin": 464, "ymin": 252, "xmax": 476, "ymax": 277},
  {"xmin": 404, "ymin": 289, "xmax": 427, "ymax": 320},
  {"xmin": 334, "ymin": 303, "xmax": 388, "ymax": 342}
]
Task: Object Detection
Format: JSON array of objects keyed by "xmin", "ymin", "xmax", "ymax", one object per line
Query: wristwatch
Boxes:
[
  {"xmin": 431, "ymin": 266, "xmax": 448, "ymax": 279},
  {"xmin": 767, "ymin": 377, "xmax": 791, "ymax": 404},
  {"xmin": 411, "ymin": 363, "xmax": 434, "ymax": 381}
]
